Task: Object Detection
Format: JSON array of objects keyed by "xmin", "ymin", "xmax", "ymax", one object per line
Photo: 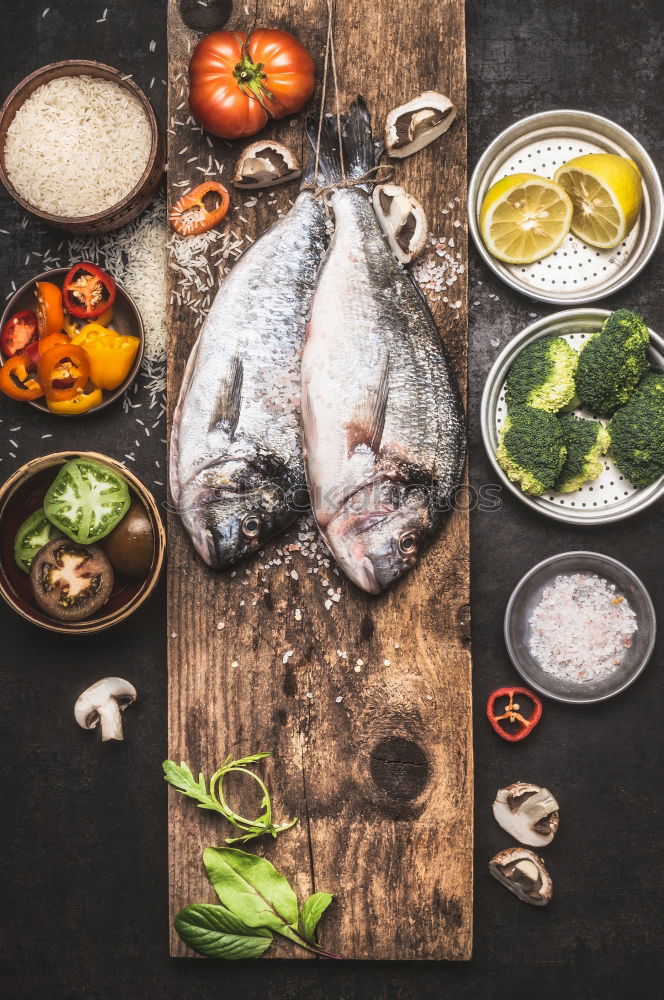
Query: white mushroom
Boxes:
[
  {"xmin": 492, "ymin": 781, "xmax": 560, "ymax": 847},
  {"xmin": 385, "ymin": 91, "xmax": 456, "ymax": 159},
  {"xmin": 74, "ymin": 677, "xmax": 137, "ymax": 741},
  {"xmin": 372, "ymin": 183, "xmax": 428, "ymax": 264},
  {"xmin": 489, "ymin": 847, "xmax": 553, "ymax": 906},
  {"xmin": 233, "ymin": 141, "xmax": 301, "ymax": 189}
]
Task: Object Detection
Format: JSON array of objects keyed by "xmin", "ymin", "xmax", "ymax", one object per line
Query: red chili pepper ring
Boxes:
[{"xmin": 486, "ymin": 686, "xmax": 542, "ymax": 743}]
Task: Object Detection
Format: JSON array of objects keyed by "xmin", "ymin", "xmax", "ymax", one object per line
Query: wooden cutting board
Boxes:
[{"xmin": 166, "ymin": 0, "xmax": 472, "ymax": 960}]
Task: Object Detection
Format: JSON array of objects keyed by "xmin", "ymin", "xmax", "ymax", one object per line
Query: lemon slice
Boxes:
[
  {"xmin": 553, "ymin": 154, "xmax": 643, "ymax": 249},
  {"xmin": 479, "ymin": 173, "xmax": 573, "ymax": 264}
]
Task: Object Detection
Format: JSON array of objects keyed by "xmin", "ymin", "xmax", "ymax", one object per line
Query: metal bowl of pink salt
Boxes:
[{"xmin": 505, "ymin": 551, "xmax": 656, "ymax": 703}]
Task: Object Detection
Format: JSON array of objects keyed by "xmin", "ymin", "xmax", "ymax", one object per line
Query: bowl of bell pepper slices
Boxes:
[{"xmin": 0, "ymin": 263, "xmax": 144, "ymax": 416}]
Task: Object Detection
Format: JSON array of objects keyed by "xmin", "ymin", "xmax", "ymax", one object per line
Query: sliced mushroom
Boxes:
[
  {"xmin": 233, "ymin": 141, "xmax": 301, "ymax": 189},
  {"xmin": 372, "ymin": 183, "xmax": 428, "ymax": 264},
  {"xmin": 385, "ymin": 91, "xmax": 456, "ymax": 159},
  {"xmin": 492, "ymin": 781, "xmax": 560, "ymax": 847},
  {"xmin": 75, "ymin": 677, "xmax": 137, "ymax": 742},
  {"xmin": 489, "ymin": 847, "xmax": 553, "ymax": 906}
]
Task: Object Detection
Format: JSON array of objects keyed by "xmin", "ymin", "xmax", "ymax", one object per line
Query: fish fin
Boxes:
[
  {"xmin": 305, "ymin": 96, "xmax": 378, "ymax": 190},
  {"xmin": 346, "ymin": 352, "xmax": 389, "ymax": 455},
  {"xmin": 301, "ymin": 377, "xmax": 318, "ymax": 451},
  {"xmin": 209, "ymin": 353, "xmax": 244, "ymax": 439},
  {"xmin": 343, "ymin": 96, "xmax": 378, "ymax": 183}
]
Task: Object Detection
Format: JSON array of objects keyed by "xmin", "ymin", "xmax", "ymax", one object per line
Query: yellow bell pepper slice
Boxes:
[
  {"xmin": 47, "ymin": 387, "xmax": 103, "ymax": 414},
  {"xmin": 72, "ymin": 323, "xmax": 140, "ymax": 391}
]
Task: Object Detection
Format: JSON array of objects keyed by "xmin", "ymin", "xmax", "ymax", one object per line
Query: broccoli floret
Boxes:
[
  {"xmin": 575, "ymin": 309, "xmax": 650, "ymax": 416},
  {"xmin": 555, "ymin": 413, "xmax": 610, "ymax": 493},
  {"xmin": 505, "ymin": 335, "xmax": 578, "ymax": 412},
  {"xmin": 608, "ymin": 372, "xmax": 664, "ymax": 487},
  {"xmin": 496, "ymin": 406, "xmax": 567, "ymax": 495}
]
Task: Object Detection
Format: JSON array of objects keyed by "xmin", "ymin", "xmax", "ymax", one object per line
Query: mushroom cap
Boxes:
[
  {"xmin": 489, "ymin": 847, "xmax": 553, "ymax": 906},
  {"xmin": 492, "ymin": 781, "xmax": 560, "ymax": 847},
  {"xmin": 74, "ymin": 677, "xmax": 137, "ymax": 730},
  {"xmin": 372, "ymin": 183, "xmax": 428, "ymax": 264},
  {"xmin": 233, "ymin": 140, "xmax": 301, "ymax": 189},
  {"xmin": 385, "ymin": 91, "xmax": 456, "ymax": 159}
]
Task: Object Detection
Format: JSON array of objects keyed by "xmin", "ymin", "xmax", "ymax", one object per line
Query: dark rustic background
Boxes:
[{"xmin": 0, "ymin": 1, "xmax": 661, "ymax": 997}]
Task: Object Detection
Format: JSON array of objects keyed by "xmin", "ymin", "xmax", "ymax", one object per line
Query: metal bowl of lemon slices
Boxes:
[{"xmin": 468, "ymin": 110, "xmax": 663, "ymax": 304}]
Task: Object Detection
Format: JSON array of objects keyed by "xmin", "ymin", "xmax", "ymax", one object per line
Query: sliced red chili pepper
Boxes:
[
  {"xmin": 1, "ymin": 309, "xmax": 38, "ymax": 358},
  {"xmin": 486, "ymin": 686, "xmax": 542, "ymax": 743},
  {"xmin": 169, "ymin": 181, "xmax": 230, "ymax": 237},
  {"xmin": 0, "ymin": 353, "xmax": 44, "ymax": 401},
  {"xmin": 38, "ymin": 343, "xmax": 90, "ymax": 402},
  {"xmin": 62, "ymin": 262, "xmax": 116, "ymax": 320}
]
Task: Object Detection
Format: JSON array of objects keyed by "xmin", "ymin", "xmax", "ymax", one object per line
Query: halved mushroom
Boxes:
[
  {"xmin": 492, "ymin": 781, "xmax": 560, "ymax": 847},
  {"xmin": 75, "ymin": 677, "xmax": 137, "ymax": 741},
  {"xmin": 385, "ymin": 91, "xmax": 456, "ymax": 159},
  {"xmin": 233, "ymin": 141, "xmax": 301, "ymax": 189},
  {"xmin": 372, "ymin": 184, "xmax": 428, "ymax": 264},
  {"xmin": 489, "ymin": 847, "xmax": 553, "ymax": 906}
]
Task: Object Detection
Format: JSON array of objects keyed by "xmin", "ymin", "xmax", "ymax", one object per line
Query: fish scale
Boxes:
[{"xmin": 171, "ymin": 190, "xmax": 328, "ymax": 568}]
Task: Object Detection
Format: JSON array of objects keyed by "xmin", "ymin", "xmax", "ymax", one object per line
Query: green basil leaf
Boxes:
[
  {"xmin": 299, "ymin": 892, "xmax": 334, "ymax": 943},
  {"xmin": 174, "ymin": 903, "xmax": 272, "ymax": 959},
  {"xmin": 204, "ymin": 847, "xmax": 299, "ymax": 931}
]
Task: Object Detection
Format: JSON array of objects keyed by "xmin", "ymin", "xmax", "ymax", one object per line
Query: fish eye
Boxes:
[
  {"xmin": 242, "ymin": 514, "xmax": 262, "ymax": 539},
  {"xmin": 398, "ymin": 531, "xmax": 419, "ymax": 556}
]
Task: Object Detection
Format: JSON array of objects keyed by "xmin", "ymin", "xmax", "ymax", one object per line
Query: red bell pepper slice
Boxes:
[
  {"xmin": 486, "ymin": 686, "xmax": 542, "ymax": 742},
  {"xmin": 62, "ymin": 262, "xmax": 116, "ymax": 320}
]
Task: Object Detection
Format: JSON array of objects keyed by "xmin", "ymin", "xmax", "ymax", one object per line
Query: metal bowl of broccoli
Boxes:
[
  {"xmin": 505, "ymin": 551, "xmax": 656, "ymax": 704},
  {"xmin": 481, "ymin": 308, "xmax": 664, "ymax": 524}
]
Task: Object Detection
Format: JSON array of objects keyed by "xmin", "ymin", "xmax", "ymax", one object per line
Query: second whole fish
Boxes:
[{"xmin": 301, "ymin": 98, "xmax": 466, "ymax": 594}]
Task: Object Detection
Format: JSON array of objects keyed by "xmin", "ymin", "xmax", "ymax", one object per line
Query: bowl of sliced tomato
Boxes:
[
  {"xmin": 0, "ymin": 451, "xmax": 165, "ymax": 634},
  {"xmin": 0, "ymin": 262, "xmax": 144, "ymax": 416}
]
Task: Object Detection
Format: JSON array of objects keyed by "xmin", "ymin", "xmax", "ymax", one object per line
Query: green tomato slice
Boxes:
[
  {"xmin": 44, "ymin": 459, "xmax": 131, "ymax": 544},
  {"xmin": 14, "ymin": 508, "xmax": 64, "ymax": 573}
]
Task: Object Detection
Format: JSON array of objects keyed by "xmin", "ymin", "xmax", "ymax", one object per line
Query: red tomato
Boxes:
[
  {"xmin": 1, "ymin": 309, "xmax": 38, "ymax": 357},
  {"xmin": 188, "ymin": 28, "xmax": 315, "ymax": 140}
]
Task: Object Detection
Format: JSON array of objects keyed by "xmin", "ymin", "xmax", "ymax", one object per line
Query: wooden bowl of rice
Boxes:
[{"xmin": 0, "ymin": 60, "xmax": 164, "ymax": 234}]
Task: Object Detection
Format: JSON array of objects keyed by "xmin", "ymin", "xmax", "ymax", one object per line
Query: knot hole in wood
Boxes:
[
  {"xmin": 178, "ymin": 0, "xmax": 233, "ymax": 33},
  {"xmin": 369, "ymin": 736, "xmax": 430, "ymax": 801}
]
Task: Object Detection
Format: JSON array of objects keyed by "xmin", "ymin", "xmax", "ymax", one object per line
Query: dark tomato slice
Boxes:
[
  {"xmin": 30, "ymin": 538, "xmax": 114, "ymax": 622},
  {"xmin": 1, "ymin": 310, "xmax": 38, "ymax": 357},
  {"xmin": 62, "ymin": 262, "xmax": 116, "ymax": 320}
]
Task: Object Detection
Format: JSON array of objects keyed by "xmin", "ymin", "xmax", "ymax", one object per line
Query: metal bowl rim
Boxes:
[
  {"xmin": 468, "ymin": 108, "xmax": 664, "ymax": 304},
  {"xmin": 480, "ymin": 307, "xmax": 664, "ymax": 524},
  {"xmin": 504, "ymin": 550, "xmax": 657, "ymax": 703}
]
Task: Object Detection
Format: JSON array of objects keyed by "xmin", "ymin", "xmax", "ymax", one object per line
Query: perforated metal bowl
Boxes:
[
  {"xmin": 468, "ymin": 110, "xmax": 663, "ymax": 304},
  {"xmin": 481, "ymin": 309, "xmax": 664, "ymax": 524}
]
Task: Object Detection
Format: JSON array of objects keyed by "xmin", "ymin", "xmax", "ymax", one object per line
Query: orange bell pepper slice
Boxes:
[
  {"xmin": 35, "ymin": 281, "xmax": 65, "ymax": 337},
  {"xmin": 0, "ymin": 353, "xmax": 44, "ymax": 401},
  {"xmin": 38, "ymin": 343, "xmax": 90, "ymax": 402}
]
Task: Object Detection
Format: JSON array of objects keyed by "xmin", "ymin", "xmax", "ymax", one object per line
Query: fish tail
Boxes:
[{"xmin": 305, "ymin": 96, "xmax": 380, "ymax": 190}]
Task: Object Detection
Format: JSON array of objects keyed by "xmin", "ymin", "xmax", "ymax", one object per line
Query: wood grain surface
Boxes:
[{"xmin": 166, "ymin": 0, "xmax": 472, "ymax": 960}]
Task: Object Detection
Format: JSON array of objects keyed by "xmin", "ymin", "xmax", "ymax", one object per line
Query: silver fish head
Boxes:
[
  {"xmin": 177, "ymin": 457, "xmax": 299, "ymax": 569},
  {"xmin": 323, "ymin": 481, "xmax": 437, "ymax": 594}
]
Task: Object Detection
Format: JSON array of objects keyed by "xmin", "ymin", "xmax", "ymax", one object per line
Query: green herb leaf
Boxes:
[
  {"xmin": 174, "ymin": 903, "xmax": 272, "ymax": 959},
  {"xmin": 163, "ymin": 754, "xmax": 297, "ymax": 843},
  {"xmin": 204, "ymin": 847, "xmax": 300, "ymax": 932},
  {"xmin": 299, "ymin": 892, "xmax": 334, "ymax": 944},
  {"xmin": 163, "ymin": 761, "xmax": 219, "ymax": 812}
]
